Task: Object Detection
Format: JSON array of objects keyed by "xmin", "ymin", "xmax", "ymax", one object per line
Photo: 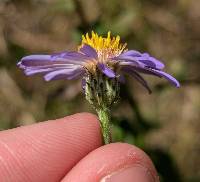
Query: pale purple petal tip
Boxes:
[{"xmin": 97, "ymin": 63, "xmax": 116, "ymax": 78}]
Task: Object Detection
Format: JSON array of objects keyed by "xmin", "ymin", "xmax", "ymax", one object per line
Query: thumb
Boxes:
[{"xmin": 62, "ymin": 143, "xmax": 159, "ymax": 182}]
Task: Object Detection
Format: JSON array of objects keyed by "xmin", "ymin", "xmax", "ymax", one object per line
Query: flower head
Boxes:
[
  {"xmin": 18, "ymin": 31, "xmax": 180, "ymax": 95},
  {"xmin": 18, "ymin": 31, "xmax": 180, "ymax": 144}
]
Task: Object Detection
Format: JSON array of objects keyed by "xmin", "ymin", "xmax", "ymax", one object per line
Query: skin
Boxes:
[{"xmin": 0, "ymin": 113, "xmax": 159, "ymax": 182}]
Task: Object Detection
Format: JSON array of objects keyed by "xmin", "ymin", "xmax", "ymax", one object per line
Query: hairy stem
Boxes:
[{"xmin": 97, "ymin": 108, "xmax": 112, "ymax": 144}]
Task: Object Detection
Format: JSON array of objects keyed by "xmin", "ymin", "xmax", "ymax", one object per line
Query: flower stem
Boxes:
[{"xmin": 97, "ymin": 108, "xmax": 111, "ymax": 144}]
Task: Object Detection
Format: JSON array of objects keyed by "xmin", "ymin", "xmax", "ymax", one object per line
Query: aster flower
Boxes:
[{"xmin": 18, "ymin": 31, "xmax": 180, "ymax": 144}]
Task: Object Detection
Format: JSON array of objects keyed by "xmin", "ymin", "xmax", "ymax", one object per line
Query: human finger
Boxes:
[
  {"xmin": 62, "ymin": 143, "xmax": 159, "ymax": 182},
  {"xmin": 0, "ymin": 113, "xmax": 102, "ymax": 182}
]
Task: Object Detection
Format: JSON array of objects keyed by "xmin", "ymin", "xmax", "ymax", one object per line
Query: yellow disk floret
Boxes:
[{"xmin": 80, "ymin": 31, "xmax": 127, "ymax": 58}]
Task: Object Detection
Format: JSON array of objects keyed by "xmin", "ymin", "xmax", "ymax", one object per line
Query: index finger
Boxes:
[{"xmin": 0, "ymin": 113, "xmax": 102, "ymax": 182}]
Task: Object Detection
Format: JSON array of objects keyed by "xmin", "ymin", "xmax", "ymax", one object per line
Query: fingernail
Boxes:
[{"xmin": 100, "ymin": 165, "xmax": 156, "ymax": 182}]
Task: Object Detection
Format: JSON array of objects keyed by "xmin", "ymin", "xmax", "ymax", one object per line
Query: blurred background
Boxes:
[{"xmin": 0, "ymin": 0, "xmax": 199, "ymax": 181}]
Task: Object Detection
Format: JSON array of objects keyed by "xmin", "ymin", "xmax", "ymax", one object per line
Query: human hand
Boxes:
[{"xmin": 0, "ymin": 113, "xmax": 159, "ymax": 182}]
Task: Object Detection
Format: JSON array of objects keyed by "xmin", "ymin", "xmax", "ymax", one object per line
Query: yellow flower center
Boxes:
[
  {"xmin": 79, "ymin": 31, "xmax": 127, "ymax": 75},
  {"xmin": 80, "ymin": 31, "xmax": 127, "ymax": 60}
]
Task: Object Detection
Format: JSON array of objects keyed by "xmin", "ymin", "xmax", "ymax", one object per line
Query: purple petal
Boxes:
[
  {"xmin": 20, "ymin": 54, "xmax": 86, "ymax": 68},
  {"xmin": 44, "ymin": 69, "xmax": 68, "ymax": 81},
  {"xmin": 20, "ymin": 55, "xmax": 52, "ymax": 66},
  {"xmin": 97, "ymin": 63, "xmax": 116, "ymax": 78},
  {"xmin": 140, "ymin": 53, "xmax": 165, "ymax": 69},
  {"xmin": 122, "ymin": 67, "xmax": 152, "ymax": 93},
  {"xmin": 121, "ymin": 65, "xmax": 180, "ymax": 88},
  {"xmin": 24, "ymin": 66, "xmax": 81, "ymax": 76},
  {"xmin": 115, "ymin": 50, "xmax": 165, "ymax": 70},
  {"xmin": 44, "ymin": 68, "xmax": 84, "ymax": 81},
  {"xmin": 120, "ymin": 63, "xmax": 161, "ymax": 77},
  {"xmin": 134, "ymin": 57, "xmax": 164, "ymax": 70},
  {"xmin": 79, "ymin": 44, "xmax": 98, "ymax": 59},
  {"xmin": 25, "ymin": 68, "xmax": 54, "ymax": 76},
  {"xmin": 145, "ymin": 69, "xmax": 180, "ymax": 88},
  {"xmin": 23, "ymin": 64, "xmax": 81, "ymax": 70},
  {"xmin": 51, "ymin": 51, "xmax": 89, "ymax": 60},
  {"xmin": 129, "ymin": 67, "xmax": 162, "ymax": 77},
  {"xmin": 18, "ymin": 52, "xmax": 87, "ymax": 82},
  {"xmin": 116, "ymin": 55, "xmax": 164, "ymax": 70},
  {"xmin": 118, "ymin": 60, "xmax": 145, "ymax": 67},
  {"xmin": 119, "ymin": 50, "xmax": 142, "ymax": 57}
]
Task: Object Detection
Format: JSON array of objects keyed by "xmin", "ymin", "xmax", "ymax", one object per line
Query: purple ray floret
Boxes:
[
  {"xmin": 18, "ymin": 52, "xmax": 86, "ymax": 81},
  {"xmin": 79, "ymin": 44, "xmax": 98, "ymax": 59},
  {"xmin": 97, "ymin": 63, "xmax": 116, "ymax": 78},
  {"xmin": 113, "ymin": 49, "xmax": 180, "ymax": 90},
  {"xmin": 115, "ymin": 51, "xmax": 165, "ymax": 70},
  {"xmin": 17, "ymin": 43, "xmax": 180, "ymax": 92}
]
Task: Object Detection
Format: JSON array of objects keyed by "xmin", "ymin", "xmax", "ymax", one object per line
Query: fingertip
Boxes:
[{"xmin": 63, "ymin": 143, "xmax": 159, "ymax": 182}]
